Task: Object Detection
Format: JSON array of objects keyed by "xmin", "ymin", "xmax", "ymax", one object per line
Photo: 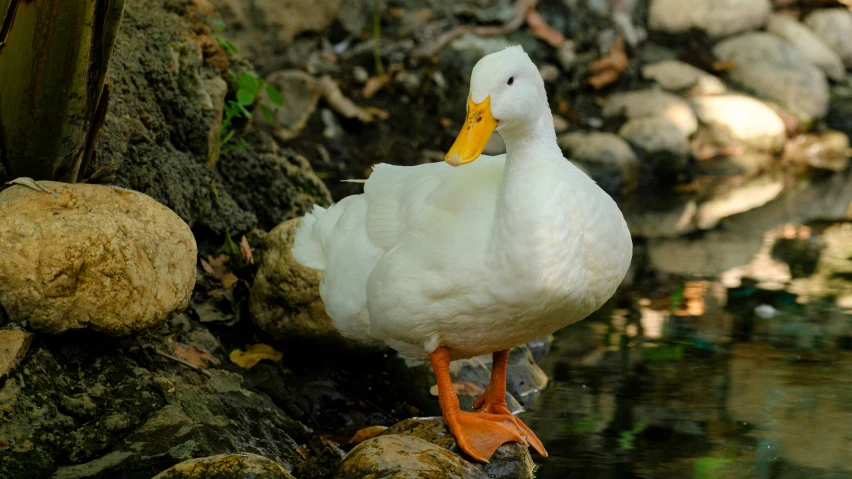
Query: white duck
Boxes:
[{"xmin": 292, "ymin": 45, "xmax": 632, "ymax": 462}]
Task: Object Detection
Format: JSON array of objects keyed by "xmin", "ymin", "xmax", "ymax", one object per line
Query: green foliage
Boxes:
[
  {"xmin": 617, "ymin": 417, "xmax": 648, "ymax": 451},
  {"xmin": 209, "ymin": 30, "xmax": 284, "ymax": 160},
  {"xmin": 693, "ymin": 457, "xmax": 733, "ymax": 479},
  {"xmin": 219, "ymin": 230, "xmax": 240, "ymax": 256}
]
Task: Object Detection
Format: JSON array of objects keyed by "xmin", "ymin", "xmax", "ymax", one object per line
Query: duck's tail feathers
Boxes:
[{"xmin": 292, "ymin": 204, "xmax": 342, "ymax": 271}]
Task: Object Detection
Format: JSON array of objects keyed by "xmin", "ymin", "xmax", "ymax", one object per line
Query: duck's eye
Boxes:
[{"xmin": 507, "ymin": 76, "xmax": 514, "ymax": 86}]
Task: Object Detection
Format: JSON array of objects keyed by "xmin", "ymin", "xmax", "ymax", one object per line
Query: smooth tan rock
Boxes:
[
  {"xmin": 249, "ymin": 218, "xmax": 381, "ymax": 350},
  {"xmin": 641, "ymin": 60, "xmax": 726, "ymax": 96},
  {"xmin": 381, "ymin": 417, "xmax": 536, "ymax": 479},
  {"xmin": 648, "ymin": 0, "xmax": 771, "ymax": 37},
  {"xmin": 152, "ymin": 453, "xmax": 295, "ymax": 479},
  {"xmin": 0, "ymin": 181, "xmax": 196, "ymax": 335},
  {"xmin": 0, "ymin": 330, "xmax": 33, "ymax": 379},
  {"xmin": 690, "ymin": 95, "xmax": 787, "ymax": 153},
  {"xmin": 805, "ymin": 8, "xmax": 852, "ymax": 69},
  {"xmin": 767, "ymin": 13, "xmax": 845, "ymax": 81},
  {"xmin": 603, "ymin": 89, "xmax": 698, "ymax": 136},
  {"xmin": 335, "ymin": 434, "xmax": 489, "ymax": 479},
  {"xmin": 558, "ymin": 132, "xmax": 640, "ymax": 195}
]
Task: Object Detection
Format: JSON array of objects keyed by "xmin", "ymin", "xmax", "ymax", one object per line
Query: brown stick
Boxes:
[{"xmin": 147, "ymin": 345, "xmax": 213, "ymax": 378}]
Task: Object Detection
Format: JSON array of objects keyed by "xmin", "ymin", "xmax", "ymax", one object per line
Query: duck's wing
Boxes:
[{"xmin": 363, "ymin": 155, "xmax": 506, "ymax": 250}]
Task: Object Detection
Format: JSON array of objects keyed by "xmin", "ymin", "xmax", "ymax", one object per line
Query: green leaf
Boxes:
[
  {"xmin": 222, "ymin": 140, "xmax": 247, "ymax": 154},
  {"xmin": 265, "ymin": 84, "xmax": 285, "ymax": 107},
  {"xmin": 236, "ymin": 89, "xmax": 255, "ymax": 106},
  {"xmin": 238, "ymin": 103, "xmax": 252, "ymax": 118},
  {"xmin": 219, "ymin": 231, "xmax": 241, "ymax": 256},
  {"xmin": 219, "ymin": 129, "xmax": 236, "ymax": 147},
  {"xmin": 237, "ymin": 72, "xmax": 260, "ymax": 95},
  {"xmin": 260, "ymin": 104, "xmax": 275, "ymax": 124}
]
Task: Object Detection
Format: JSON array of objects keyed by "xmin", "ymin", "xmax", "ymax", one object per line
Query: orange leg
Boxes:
[
  {"xmin": 429, "ymin": 346, "xmax": 525, "ymax": 463},
  {"xmin": 471, "ymin": 349, "xmax": 548, "ymax": 457}
]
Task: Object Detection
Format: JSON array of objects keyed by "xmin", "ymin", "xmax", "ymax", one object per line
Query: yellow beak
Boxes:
[{"xmin": 445, "ymin": 95, "xmax": 498, "ymax": 167}]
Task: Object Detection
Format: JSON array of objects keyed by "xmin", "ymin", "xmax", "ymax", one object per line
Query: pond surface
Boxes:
[{"xmin": 523, "ymin": 221, "xmax": 852, "ymax": 479}]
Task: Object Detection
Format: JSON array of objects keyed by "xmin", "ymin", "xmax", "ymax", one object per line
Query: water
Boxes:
[{"xmin": 524, "ymin": 223, "xmax": 852, "ymax": 478}]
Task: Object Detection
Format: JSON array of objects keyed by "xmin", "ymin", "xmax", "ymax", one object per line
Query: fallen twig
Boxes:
[
  {"xmin": 414, "ymin": 0, "xmax": 538, "ymax": 58},
  {"xmin": 147, "ymin": 344, "xmax": 213, "ymax": 378},
  {"xmin": 318, "ymin": 75, "xmax": 375, "ymax": 122}
]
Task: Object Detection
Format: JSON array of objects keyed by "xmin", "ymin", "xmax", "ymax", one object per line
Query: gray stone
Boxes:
[
  {"xmin": 648, "ymin": 0, "xmax": 771, "ymax": 37},
  {"xmin": 255, "ymin": 71, "xmax": 320, "ymax": 141},
  {"xmin": 767, "ymin": 13, "xmax": 846, "ymax": 81},
  {"xmin": 690, "ymin": 95, "xmax": 787, "ymax": 153},
  {"xmin": 713, "ymin": 32, "xmax": 829, "ymax": 122},
  {"xmin": 558, "ymin": 132, "xmax": 640, "ymax": 194},
  {"xmin": 604, "ymin": 89, "xmax": 698, "ymax": 136},
  {"xmin": 618, "ymin": 117, "xmax": 691, "ymax": 179},
  {"xmin": 805, "ymin": 8, "xmax": 852, "ymax": 69},
  {"xmin": 641, "ymin": 60, "xmax": 726, "ymax": 96}
]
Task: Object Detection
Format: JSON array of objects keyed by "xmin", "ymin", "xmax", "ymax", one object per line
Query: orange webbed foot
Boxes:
[
  {"xmin": 474, "ymin": 400, "xmax": 548, "ymax": 458},
  {"xmin": 445, "ymin": 410, "xmax": 526, "ymax": 463}
]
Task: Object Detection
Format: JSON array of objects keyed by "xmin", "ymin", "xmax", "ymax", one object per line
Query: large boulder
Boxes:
[
  {"xmin": 0, "ymin": 181, "xmax": 196, "ymax": 335},
  {"xmin": 804, "ymin": 8, "xmax": 852, "ymax": 69}
]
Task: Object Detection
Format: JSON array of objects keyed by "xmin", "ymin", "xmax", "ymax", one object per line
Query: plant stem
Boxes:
[{"xmin": 373, "ymin": 0, "xmax": 384, "ymax": 76}]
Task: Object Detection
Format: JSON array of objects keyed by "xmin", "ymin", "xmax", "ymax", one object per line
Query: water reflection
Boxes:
[{"xmin": 525, "ymin": 221, "xmax": 852, "ymax": 479}]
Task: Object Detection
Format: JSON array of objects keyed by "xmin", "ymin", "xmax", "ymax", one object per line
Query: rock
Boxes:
[
  {"xmin": 0, "ymin": 336, "xmax": 310, "ymax": 478},
  {"xmin": 618, "ymin": 118, "xmax": 691, "ymax": 180},
  {"xmin": 784, "ymin": 131, "xmax": 851, "ymax": 172},
  {"xmin": 0, "ymin": 181, "xmax": 196, "ymax": 335},
  {"xmin": 210, "ymin": 0, "xmax": 342, "ymax": 44},
  {"xmin": 556, "ymin": 40, "xmax": 577, "ymax": 70},
  {"xmin": 767, "ymin": 13, "xmax": 846, "ymax": 82},
  {"xmin": 690, "ymin": 95, "xmax": 787, "ymax": 153},
  {"xmin": 255, "ymin": 71, "xmax": 320, "ymax": 141},
  {"xmin": 648, "ymin": 0, "xmax": 771, "ymax": 37},
  {"xmin": 250, "ymin": 218, "xmax": 381, "ymax": 350},
  {"xmin": 335, "ymin": 434, "xmax": 489, "ymax": 479},
  {"xmin": 450, "ymin": 33, "xmax": 514, "ymax": 76},
  {"xmin": 624, "ymin": 197, "xmax": 698, "ymax": 238},
  {"xmin": 0, "ymin": 330, "xmax": 32, "ymax": 380},
  {"xmin": 788, "ymin": 222, "xmax": 852, "ymax": 301},
  {"xmin": 152, "ymin": 453, "xmax": 296, "ymax": 479},
  {"xmin": 805, "ymin": 8, "xmax": 852, "ymax": 69},
  {"xmin": 603, "ymin": 89, "xmax": 698, "ymax": 136},
  {"xmin": 558, "ymin": 132, "xmax": 640, "ymax": 195},
  {"xmin": 695, "ymin": 175, "xmax": 786, "ymax": 230},
  {"xmin": 380, "ymin": 418, "xmax": 535, "ymax": 479},
  {"xmin": 712, "ymin": 32, "xmax": 829, "ymax": 122},
  {"xmin": 641, "ymin": 60, "xmax": 726, "ymax": 96},
  {"xmin": 452, "ymin": 346, "xmax": 549, "ymax": 410}
]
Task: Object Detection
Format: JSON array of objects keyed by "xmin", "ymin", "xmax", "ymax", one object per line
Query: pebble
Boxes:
[
  {"xmin": 690, "ymin": 95, "xmax": 787, "ymax": 153},
  {"xmin": 805, "ymin": 8, "xmax": 852, "ymax": 69},
  {"xmin": 603, "ymin": 89, "xmax": 698, "ymax": 136},
  {"xmin": 558, "ymin": 132, "xmax": 641, "ymax": 194},
  {"xmin": 618, "ymin": 117, "xmax": 691, "ymax": 180},
  {"xmin": 641, "ymin": 60, "xmax": 726, "ymax": 96},
  {"xmin": 648, "ymin": 0, "xmax": 772, "ymax": 37},
  {"xmin": 767, "ymin": 13, "xmax": 846, "ymax": 82}
]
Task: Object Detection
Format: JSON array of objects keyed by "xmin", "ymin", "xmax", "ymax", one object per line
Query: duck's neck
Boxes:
[{"xmin": 487, "ymin": 113, "xmax": 565, "ymax": 269}]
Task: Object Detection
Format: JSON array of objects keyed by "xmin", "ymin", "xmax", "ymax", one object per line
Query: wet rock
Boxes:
[
  {"xmin": 152, "ymin": 453, "xmax": 296, "ymax": 479},
  {"xmin": 648, "ymin": 0, "xmax": 771, "ymax": 37},
  {"xmin": 250, "ymin": 218, "xmax": 381, "ymax": 350},
  {"xmin": 0, "ymin": 182, "xmax": 196, "ymax": 335},
  {"xmin": 603, "ymin": 89, "xmax": 698, "ymax": 136},
  {"xmin": 380, "ymin": 418, "xmax": 535, "ymax": 479},
  {"xmin": 690, "ymin": 95, "xmax": 787, "ymax": 153},
  {"xmin": 804, "ymin": 8, "xmax": 852, "ymax": 69},
  {"xmin": 619, "ymin": 117, "xmax": 691, "ymax": 180},
  {"xmin": 784, "ymin": 131, "xmax": 851, "ymax": 172},
  {"xmin": 788, "ymin": 222, "xmax": 852, "ymax": 301},
  {"xmin": 255, "ymin": 71, "xmax": 320, "ymax": 141},
  {"xmin": 335, "ymin": 434, "xmax": 489, "ymax": 479},
  {"xmin": 641, "ymin": 60, "xmax": 726, "ymax": 96},
  {"xmin": 624, "ymin": 196, "xmax": 698, "ymax": 238},
  {"xmin": 713, "ymin": 32, "xmax": 829, "ymax": 122},
  {"xmin": 767, "ymin": 13, "xmax": 846, "ymax": 82},
  {"xmin": 695, "ymin": 175, "xmax": 786, "ymax": 230},
  {"xmin": 0, "ymin": 330, "xmax": 32, "ymax": 380},
  {"xmin": 558, "ymin": 132, "xmax": 640, "ymax": 195}
]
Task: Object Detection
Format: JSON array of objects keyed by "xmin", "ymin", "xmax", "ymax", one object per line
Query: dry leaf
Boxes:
[
  {"xmin": 526, "ymin": 9, "xmax": 564, "ymax": 47},
  {"xmin": 296, "ymin": 445, "xmax": 309, "ymax": 460},
  {"xmin": 712, "ymin": 60, "xmax": 737, "ymax": 72},
  {"xmin": 221, "ymin": 273, "xmax": 239, "ymax": 289},
  {"xmin": 318, "ymin": 75, "xmax": 375, "ymax": 122},
  {"xmin": 171, "ymin": 340, "xmax": 215, "ymax": 368},
  {"xmin": 362, "ymin": 76, "xmax": 388, "ymax": 98},
  {"xmin": 229, "ymin": 343, "xmax": 284, "ymax": 369},
  {"xmin": 587, "ymin": 35, "xmax": 629, "ymax": 90},
  {"xmin": 347, "ymin": 425, "xmax": 389, "ymax": 444},
  {"xmin": 239, "ymin": 235, "xmax": 254, "ymax": 264},
  {"xmin": 429, "ymin": 380, "xmax": 485, "ymax": 397},
  {"xmin": 201, "ymin": 254, "xmax": 229, "ymax": 280}
]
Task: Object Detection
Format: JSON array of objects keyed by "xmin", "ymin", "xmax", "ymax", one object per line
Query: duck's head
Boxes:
[{"xmin": 445, "ymin": 45, "xmax": 549, "ymax": 166}]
